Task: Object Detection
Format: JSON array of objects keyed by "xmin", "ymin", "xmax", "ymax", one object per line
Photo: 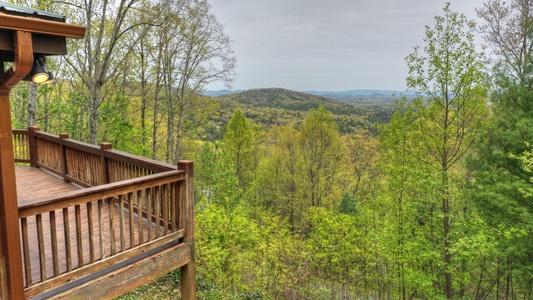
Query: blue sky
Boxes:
[{"xmin": 206, "ymin": 0, "xmax": 485, "ymax": 92}]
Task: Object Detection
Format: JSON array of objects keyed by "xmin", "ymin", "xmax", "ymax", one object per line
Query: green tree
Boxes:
[
  {"xmin": 468, "ymin": 1, "xmax": 533, "ymax": 295},
  {"xmin": 381, "ymin": 3, "xmax": 488, "ymax": 298},
  {"xmin": 299, "ymin": 105, "xmax": 344, "ymax": 210},
  {"xmin": 223, "ymin": 109, "xmax": 256, "ymax": 191},
  {"xmin": 253, "ymin": 126, "xmax": 304, "ymax": 232}
]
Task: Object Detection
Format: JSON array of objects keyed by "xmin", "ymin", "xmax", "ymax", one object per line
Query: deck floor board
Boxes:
[
  {"xmin": 16, "ymin": 166, "xmax": 79, "ymax": 205},
  {"xmin": 15, "ymin": 166, "xmax": 163, "ymax": 287}
]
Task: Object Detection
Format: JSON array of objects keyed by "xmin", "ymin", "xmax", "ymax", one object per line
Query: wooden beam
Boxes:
[
  {"xmin": 178, "ymin": 160, "xmax": 196, "ymax": 300},
  {"xmin": 32, "ymin": 242, "xmax": 191, "ymax": 299},
  {"xmin": 0, "ymin": 30, "xmax": 68, "ymax": 57},
  {"xmin": 0, "ymin": 30, "xmax": 32, "ymax": 300},
  {"xmin": 0, "ymin": 13, "xmax": 85, "ymax": 39}
]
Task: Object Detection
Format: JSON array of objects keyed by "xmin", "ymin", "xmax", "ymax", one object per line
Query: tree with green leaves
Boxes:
[
  {"xmin": 253, "ymin": 126, "xmax": 303, "ymax": 231},
  {"xmin": 299, "ymin": 105, "xmax": 344, "ymax": 211},
  {"xmin": 468, "ymin": 0, "xmax": 533, "ymax": 296},
  {"xmin": 381, "ymin": 3, "xmax": 488, "ymax": 298},
  {"xmin": 223, "ymin": 109, "xmax": 256, "ymax": 191}
]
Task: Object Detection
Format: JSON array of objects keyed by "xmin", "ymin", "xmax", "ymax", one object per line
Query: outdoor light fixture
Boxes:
[
  {"xmin": 29, "ymin": 58, "xmax": 49, "ymax": 84},
  {"xmin": 41, "ymin": 70, "xmax": 55, "ymax": 84}
]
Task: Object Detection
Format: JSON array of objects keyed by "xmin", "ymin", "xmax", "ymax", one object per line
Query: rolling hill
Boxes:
[{"xmin": 206, "ymin": 88, "xmax": 396, "ymax": 140}]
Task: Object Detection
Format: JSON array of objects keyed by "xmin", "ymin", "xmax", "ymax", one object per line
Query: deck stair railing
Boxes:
[{"xmin": 11, "ymin": 127, "xmax": 195, "ymax": 299}]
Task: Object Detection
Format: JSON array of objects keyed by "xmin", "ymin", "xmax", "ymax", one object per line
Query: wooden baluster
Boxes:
[
  {"xmin": 170, "ymin": 182, "xmax": 177, "ymax": 232},
  {"xmin": 109, "ymin": 197, "xmax": 116, "ymax": 256},
  {"xmin": 147, "ymin": 187, "xmax": 152, "ymax": 242},
  {"xmin": 128, "ymin": 193, "xmax": 134, "ymax": 249},
  {"xmin": 87, "ymin": 202, "xmax": 95, "ymax": 263},
  {"xmin": 20, "ymin": 217, "xmax": 32, "ymax": 286},
  {"xmin": 178, "ymin": 180, "xmax": 185, "ymax": 231},
  {"xmin": 75, "ymin": 205, "xmax": 83, "ymax": 268},
  {"xmin": 119, "ymin": 194, "xmax": 125, "ymax": 252},
  {"xmin": 98, "ymin": 199, "xmax": 105, "ymax": 260},
  {"xmin": 137, "ymin": 190, "xmax": 143, "ymax": 246},
  {"xmin": 162, "ymin": 183, "xmax": 169, "ymax": 235},
  {"xmin": 63, "ymin": 207, "xmax": 72, "ymax": 272},
  {"xmin": 36, "ymin": 214, "xmax": 46, "ymax": 282},
  {"xmin": 154, "ymin": 186, "xmax": 160, "ymax": 239},
  {"xmin": 50, "ymin": 211, "xmax": 59, "ymax": 277}
]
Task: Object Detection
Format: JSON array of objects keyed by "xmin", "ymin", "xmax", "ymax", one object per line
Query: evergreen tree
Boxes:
[{"xmin": 468, "ymin": 0, "xmax": 533, "ymax": 295}]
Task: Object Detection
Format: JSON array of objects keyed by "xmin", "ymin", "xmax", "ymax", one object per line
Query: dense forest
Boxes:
[{"xmin": 7, "ymin": 0, "xmax": 533, "ymax": 299}]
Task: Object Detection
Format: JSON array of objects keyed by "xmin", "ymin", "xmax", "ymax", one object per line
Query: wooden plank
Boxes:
[
  {"xmin": 16, "ymin": 166, "xmax": 79, "ymax": 205},
  {"xmin": 36, "ymin": 214, "xmax": 46, "ymax": 282},
  {"xmin": 128, "ymin": 194, "xmax": 134, "ymax": 248},
  {"xmin": 75, "ymin": 205, "xmax": 83, "ymax": 268},
  {"xmin": 104, "ymin": 149, "xmax": 175, "ymax": 173},
  {"xmin": 0, "ymin": 92, "xmax": 25, "ymax": 299},
  {"xmin": 178, "ymin": 160, "xmax": 196, "ymax": 300},
  {"xmin": 19, "ymin": 171, "xmax": 185, "ymax": 216},
  {"xmin": 0, "ymin": 14, "xmax": 85, "ymax": 39},
  {"xmin": 44, "ymin": 242, "xmax": 191, "ymax": 300},
  {"xmin": 62, "ymin": 208, "xmax": 71, "ymax": 272},
  {"xmin": 24, "ymin": 231, "xmax": 185, "ymax": 298},
  {"xmin": 87, "ymin": 202, "xmax": 95, "ymax": 263},
  {"xmin": 50, "ymin": 211, "xmax": 59, "ymax": 277},
  {"xmin": 98, "ymin": 200, "xmax": 104, "ymax": 261},
  {"xmin": 137, "ymin": 190, "xmax": 143, "ymax": 246},
  {"xmin": 21, "ymin": 217, "xmax": 32, "ymax": 286},
  {"xmin": 13, "ymin": 155, "xmax": 193, "ymax": 299},
  {"xmin": 119, "ymin": 195, "xmax": 125, "ymax": 252},
  {"xmin": 0, "ymin": 31, "xmax": 68, "ymax": 56}
]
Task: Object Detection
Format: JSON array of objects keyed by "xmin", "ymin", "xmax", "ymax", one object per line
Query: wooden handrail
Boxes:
[
  {"xmin": 12, "ymin": 128, "xmax": 196, "ymax": 298},
  {"xmin": 19, "ymin": 170, "xmax": 185, "ymax": 217},
  {"xmin": 13, "ymin": 127, "xmax": 176, "ymax": 186},
  {"xmin": 18, "ymin": 170, "xmax": 186, "ymax": 288}
]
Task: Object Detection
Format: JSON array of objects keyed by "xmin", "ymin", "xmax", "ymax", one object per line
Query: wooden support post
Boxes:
[
  {"xmin": 0, "ymin": 91, "xmax": 24, "ymax": 299},
  {"xmin": 59, "ymin": 133, "xmax": 69, "ymax": 183},
  {"xmin": 100, "ymin": 142, "xmax": 112, "ymax": 184},
  {"xmin": 28, "ymin": 126, "xmax": 40, "ymax": 167},
  {"xmin": 177, "ymin": 160, "xmax": 196, "ymax": 300},
  {"xmin": 0, "ymin": 30, "xmax": 34, "ymax": 300}
]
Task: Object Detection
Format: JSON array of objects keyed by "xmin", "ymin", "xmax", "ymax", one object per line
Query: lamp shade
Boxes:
[
  {"xmin": 30, "ymin": 64, "xmax": 49, "ymax": 83},
  {"xmin": 41, "ymin": 71, "xmax": 55, "ymax": 84}
]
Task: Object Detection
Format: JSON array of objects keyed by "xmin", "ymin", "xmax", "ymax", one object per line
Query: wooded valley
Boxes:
[{"xmin": 7, "ymin": 0, "xmax": 533, "ymax": 299}]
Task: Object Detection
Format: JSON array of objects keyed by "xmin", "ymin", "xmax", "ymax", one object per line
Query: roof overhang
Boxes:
[{"xmin": 0, "ymin": 2, "xmax": 85, "ymax": 62}]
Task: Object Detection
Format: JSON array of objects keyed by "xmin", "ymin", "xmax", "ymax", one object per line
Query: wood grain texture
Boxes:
[{"xmin": 15, "ymin": 165, "xmax": 191, "ymax": 299}]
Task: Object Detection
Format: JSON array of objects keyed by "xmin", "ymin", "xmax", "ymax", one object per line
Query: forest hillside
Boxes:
[{"xmin": 207, "ymin": 88, "xmax": 395, "ymax": 139}]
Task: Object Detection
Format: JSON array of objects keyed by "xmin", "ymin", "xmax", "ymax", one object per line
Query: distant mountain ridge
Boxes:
[
  {"xmin": 214, "ymin": 88, "xmax": 359, "ymax": 114},
  {"xmin": 204, "ymin": 88, "xmax": 414, "ymax": 103},
  {"xmin": 203, "ymin": 89, "xmax": 246, "ymax": 96},
  {"xmin": 204, "ymin": 88, "xmax": 411, "ymax": 96},
  {"xmin": 204, "ymin": 88, "xmax": 396, "ymax": 140},
  {"xmin": 305, "ymin": 89, "xmax": 406, "ymax": 96}
]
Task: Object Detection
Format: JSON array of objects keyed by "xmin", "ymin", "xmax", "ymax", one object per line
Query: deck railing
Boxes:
[
  {"xmin": 12, "ymin": 127, "xmax": 195, "ymax": 299},
  {"xmin": 13, "ymin": 127, "xmax": 175, "ymax": 187}
]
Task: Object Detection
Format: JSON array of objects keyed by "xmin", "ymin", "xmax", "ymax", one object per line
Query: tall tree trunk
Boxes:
[
  {"xmin": 27, "ymin": 82, "xmax": 38, "ymax": 126},
  {"xmin": 88, "ymin": 82, "xmax": 101, "ymax": 144},
  {"xmin": 140, "ymin": 43, "xmax": 147, "ymax": 156}
]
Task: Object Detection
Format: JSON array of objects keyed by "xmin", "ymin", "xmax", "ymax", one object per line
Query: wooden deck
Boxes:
[
  {"xmin": 16, "ymin": 166, "xmax": 79, "ymax": 205},
  {"xmin": 3, "ymin": 128, "xmax": 195, "ymax": 299},
  {"xmin": 15, "ymin": 166, "xmax": 165, "ymax": 288}
]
